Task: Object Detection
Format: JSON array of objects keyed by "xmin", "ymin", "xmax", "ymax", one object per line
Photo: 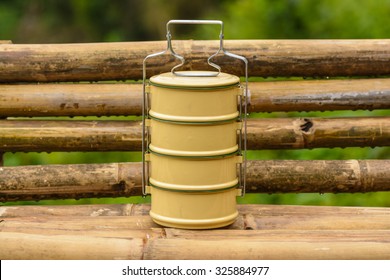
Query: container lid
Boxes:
[{"xmin": 150, "ymin": 71, "xmax": 240, "ymax": 88}]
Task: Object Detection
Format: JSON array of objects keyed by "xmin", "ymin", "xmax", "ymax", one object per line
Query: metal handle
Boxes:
[
  {"xmin": 166, "ymin": 20, "xmax": 224, "ymax": 77},
  {"xmin": 142, "ymin": 19, "xmax": 248, "ymax": 197}
]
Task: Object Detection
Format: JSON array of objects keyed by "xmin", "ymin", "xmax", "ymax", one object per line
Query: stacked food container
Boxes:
[{"xmin": 142, "ymin": 20, "xmax": 247, "ymax": 229}]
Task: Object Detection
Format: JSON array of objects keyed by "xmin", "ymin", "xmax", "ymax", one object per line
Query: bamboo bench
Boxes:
[{"xmin": 0, "ymin": 39, "xmax": 390, "ymax": 259}]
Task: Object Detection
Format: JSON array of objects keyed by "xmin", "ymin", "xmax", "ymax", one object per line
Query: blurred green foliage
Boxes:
[
  {"xmin": 220, "ymin": 0, "xmax": 390, "ymax": 39},
  {"xmin": 2, "ymin": 0, "xmax": 390, "ymax": 43},
  {"xmin": 1, "ymin": 0, "xmax": 389, "ymax": 207}
]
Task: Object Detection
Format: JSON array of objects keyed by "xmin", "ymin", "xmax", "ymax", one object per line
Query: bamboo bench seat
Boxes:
[
  {"xmin": 0, "ymin": 39, "xmax": 389, "ymax": 259},
  {"xmin": 1, "ymin": 204, "xmax": 390, "ymax": 259}
]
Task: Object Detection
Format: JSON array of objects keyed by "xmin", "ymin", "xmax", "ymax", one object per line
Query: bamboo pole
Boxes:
[
  {"xmin": 246, "ymin": 160, "xmax": 390, "ymax": 193},
  {"xmin": 248, "ymin": 78, "xmax": 390, "ymax": 113},
  {"xmin": 0, "ymin": 84, "xmax": 142, "ymax": 117},
  {"xmin": 2, "ymin": 215, "xmax": 389, "ymax": 242},
  {"xmin": 0, "ymin": 232, "xmax": 144, "ymax": 260},
  {"xmin": 1, "ymin": 40, "xmax": 390, "ymax": 82},
  {"xmin": 144, "ymin": 238, "xmax": 390, "ymax": 260},
  {"xmin": 1, "ymin": 160, "xmax": 389, "ymax": 202},
  {"xmin": 0, "ymin": 162, "xmax": 142, "ymax": 201},
  {"xmin": 2, "ymin": 204, "xmax": 390, "ymax": 230},
  {"xmin": 0, "ymin": 117, "xmax": 388, "ymax": 152},
  {"xmin": 3, "ymin": 203, "xmax": 390, "ymax": 218},
  {"xmin": 1, "ymin": 228, "xmax": 390, "ymax": 260},
  {"xmin": 162, "ymin": 229, "xmax": 390, "ymax": 241},
  {"xmin": 0, "ymin": 120, "xmax": 141, "ymax": 152},
  {"xmin": 246, "ymin": 117, "xmax": 390, "ymax": 149},
  {"xmin": 1, "ymin": 79, "xmax": 389, "ymax": 117},
  {"xmin": 1, "ymin": 216, "xmax": 158, "ymax": 233},
  {"xmin": 1, "ymin": 230, "xmax": 390, "ymax": 260},
  {"xmin": 0, "ymin": 203, "xmax": 151, "ymax": 217}
]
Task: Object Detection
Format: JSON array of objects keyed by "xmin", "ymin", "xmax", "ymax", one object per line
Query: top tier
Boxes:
[{"xmin": 148, "ymin": 71, "xmax": 241, "ymax": 122}]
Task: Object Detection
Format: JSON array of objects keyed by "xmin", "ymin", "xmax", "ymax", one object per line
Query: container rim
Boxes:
[
  {"xmin": 149, "ymin": 181, "xmax": 239, "ymax": 193},
  {"xmin": 148, "ymin": 149, "xmax": 240, "ymax": 159},
  {"xmin": 149, "ymin": 71, "xmax": 240, "ymax": 89},
  {"xmin": 149, "ymin": 115, "xmax": 239, "ymax": 125}
]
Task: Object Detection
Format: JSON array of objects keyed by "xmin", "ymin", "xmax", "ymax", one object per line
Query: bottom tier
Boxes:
[{"xmin": 149, "ymin": 186, "xmax": 240, "ymax": 229}]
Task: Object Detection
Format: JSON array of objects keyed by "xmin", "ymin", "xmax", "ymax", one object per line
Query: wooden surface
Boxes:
[
  {"xmin": 0, "ymin": 117, "xmax": 388, "ymax": 152},
  {"xmin": 1, "ymin": 79, "xmax": 389, "ymax": 117},
  {"xmin": 1, "ymin": 160, "xmax": 389, "ymax": 202},
  {"xmin": 1, "ymin": 40, "xmax": 390, "ymax": 82},
  {"xmin": 1, "ymin": 203, "xmax": 390, "ymax": 259}
]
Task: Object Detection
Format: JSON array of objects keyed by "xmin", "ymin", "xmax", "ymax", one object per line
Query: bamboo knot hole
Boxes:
[
  {"xmin": 300, "ymin": 118, "xmax": 313, "ymax": 132},
  {"xmin": 112, "ymin": 180, "xmax": 126, "ymax": 192},
  {"xmin": 60, "ymin": 103, "xmax": 79, "ymax": 110}
]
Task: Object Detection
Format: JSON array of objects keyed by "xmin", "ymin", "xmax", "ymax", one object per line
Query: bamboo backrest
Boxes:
[{"xmin": 0, "ymin": 39, "xmax": 389, "ymax": 202}]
